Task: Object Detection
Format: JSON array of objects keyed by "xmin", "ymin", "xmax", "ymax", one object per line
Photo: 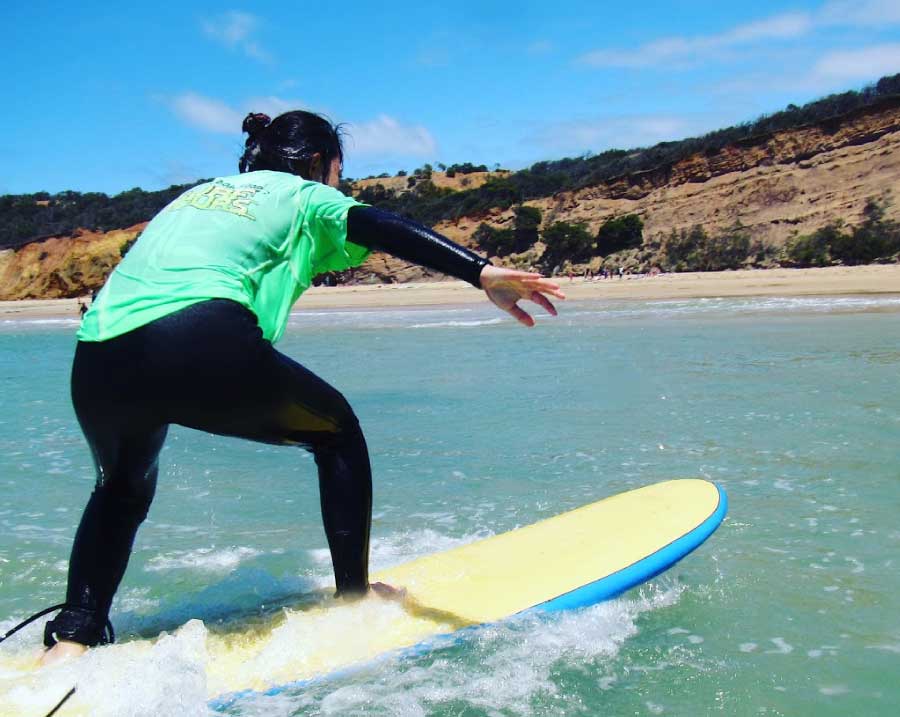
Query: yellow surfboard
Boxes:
[{"xmin": 0, "ymin": 479, "xmax": 726, "ymax": 715}]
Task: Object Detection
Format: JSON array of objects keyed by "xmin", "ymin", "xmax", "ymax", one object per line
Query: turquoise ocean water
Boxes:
[{"xmin": 1, "ymin": 293, "xmax": 899, "ymax": 716}]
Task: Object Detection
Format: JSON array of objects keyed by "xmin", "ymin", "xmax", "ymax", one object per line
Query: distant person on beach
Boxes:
[
  {"xmin": 77, "ymin": 301, "xmax": 87, "ymax": 318},
  {"xmin": 40, "ymin": 110, "xmax": 564, "ymax": 663}
]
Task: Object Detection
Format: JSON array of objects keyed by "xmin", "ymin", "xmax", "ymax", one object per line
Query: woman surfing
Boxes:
[{"xmin": 41, "ymin": 110, "xmax": 564, "ymax": 663}]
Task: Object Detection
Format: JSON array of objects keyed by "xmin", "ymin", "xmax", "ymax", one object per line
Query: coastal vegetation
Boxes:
[
  {"xmin": 783, "ymin": 199, "xmax": 900, "ymax": 268},
  {"xmin": 354, "ymin": 73, "xmax": 900, "ymax": 227},
  {"xmin": 0, "ymin": 182, "xmax": 207, "ymax": 251},
  {"xmin": 1, "ymin": 73, "xmax": 899, "ymax": 284},
  {"xmin": 472, "ymin": 206, "xmax": 542, "ymax": 257},
  {"xmin": 465, "ymin": 196, "xmax": 898, "ymax": 276}
]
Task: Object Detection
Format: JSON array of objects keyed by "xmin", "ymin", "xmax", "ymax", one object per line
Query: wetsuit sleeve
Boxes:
[{"xmin": 347, "ymin": 206, "xmax": 491, "ymax": 288}]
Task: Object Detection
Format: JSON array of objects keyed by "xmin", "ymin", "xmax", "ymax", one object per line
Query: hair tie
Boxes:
[{"xmin": 242, "ymin": 112, "xmax": 272, "ymax": 138}]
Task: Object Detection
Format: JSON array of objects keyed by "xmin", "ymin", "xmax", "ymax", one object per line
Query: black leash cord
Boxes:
[
  {"xmin": 1, "ymin": 604, "xmax": 115, "ymax": 647},
  {"xmin": 0, "ymin": 604, "xmax": 67, "ymax": 644},
  {"xmin": 44, "ymin": 686, "xmax": 77, "ymax": 717},
  {"xmin": 2, "ymin": 605, "xmax": 114, "ymax": 717}
]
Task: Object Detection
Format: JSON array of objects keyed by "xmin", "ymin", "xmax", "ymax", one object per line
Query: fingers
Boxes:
[
  {"xmin": 507, "ymin": 303, "xmax": 535, "ymax": 327},
  {"xmin": 520, "ymin": 277, "xmax": 566, "ymax": 301},
  {"xmin": 530, "ymin": 291, "xmax": 558, "ymax": 317},
  {"xmin": 497, "ymin": 269, "xmax": 543, "ymax": 279}
]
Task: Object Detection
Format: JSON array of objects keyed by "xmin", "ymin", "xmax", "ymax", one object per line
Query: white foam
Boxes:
[
  {"xmin": 408, "ymin": 318, "xmax": 505, "ymax": 329},
  {"xmin": 72, "ymin": 621, "xmax": 209, "ymax": 717},
  {"xmin": 280, "ymin": 583, "xmax": 682, "ymax": 717},
  {"xmin": 766, "ymin": 637, "xmax": 794, "ymax": 654},
  {"xmin": 144, "ymin": 546, "xmax": 262, "ymax": 573},
  {"xmin": 308, "ymin": 528, "xmax": 491, "ymax": 575},
  {"xmin": 0, "ymin": 318, "xmax": 80, "ymax": 327},
  {"xmin": 867, "ymin": 643, "xmax": 900, "ymax": 654}
]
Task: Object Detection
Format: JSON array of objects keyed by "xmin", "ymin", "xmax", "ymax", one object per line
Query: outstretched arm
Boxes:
[{"xmin": 346, "ymin": 206, "xmax": 564, "ymax": 325}]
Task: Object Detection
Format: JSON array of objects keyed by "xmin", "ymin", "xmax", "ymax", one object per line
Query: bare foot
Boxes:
[
  {"xmin": 40, "ymin": 640, "xmax": 87, "ymax": 667},
  {"xmin": 370, "ymin": 582, "xmax": 407, "ymax": 601}
]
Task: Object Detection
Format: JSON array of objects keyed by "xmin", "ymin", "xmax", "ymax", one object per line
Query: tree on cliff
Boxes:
[
  {"xmin": 596, "ymin": 214, "xmax": 643, "ymax": 254},
  {"xmin": 540, "ymin": 221, "xmax": 594, "ymax": 272},
  {"xmin": 513, "ymin": 205, "xmax": 542, "ymax": 252},
  {"xmin": 663, "ymin": 223, "xmax": 750, "ymax": 271},
  {"xmin": 472, "ymin": 205, "xmax": 543, "ymax": 258},
  {"xmin": 473, "ymin": 223, "xmax": 515, "ymax": 257},
  {"xmin": 831, "ymin": 199, "xmax": 900, "ymax": 264},
  {"xmin": 784, "ymin": 198, "xmax": 900, "ymax": 267}
]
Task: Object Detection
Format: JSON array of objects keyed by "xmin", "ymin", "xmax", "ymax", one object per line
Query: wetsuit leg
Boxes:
[
  {"xmin": 46, "ymin": 340, "xmax": 169, "ymax": 647},
  {"xmin": 154, "ymin": 312, "xmax": 374, "ymax": 597},
  {"xmin": 47, "ymin": 300, "xmax": 371, "ymax": 647}
]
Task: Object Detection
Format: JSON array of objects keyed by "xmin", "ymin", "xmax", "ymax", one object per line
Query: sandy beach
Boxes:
[{"xmin": 2, "ymin": 265, "xmax": 898, "ymax": 320}]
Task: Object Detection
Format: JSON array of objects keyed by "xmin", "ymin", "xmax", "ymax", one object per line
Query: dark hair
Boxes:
[{"xmin": 239, "ymin": 110, "xmax": 344, "ymax": 183}]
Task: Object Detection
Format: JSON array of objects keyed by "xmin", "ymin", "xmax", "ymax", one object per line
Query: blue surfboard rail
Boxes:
[
  {"xmin": 535, "ymin": 482, "xmax": 728, "ymax": 613},
  {"xmin": 211, "ymin": 482, "xmax": 728, "ymax": 710}
]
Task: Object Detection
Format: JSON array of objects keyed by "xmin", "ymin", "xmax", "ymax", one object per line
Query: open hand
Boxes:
[{"xmin": 479, "ymin": 265, "xmax": 565, "ymax": 327}]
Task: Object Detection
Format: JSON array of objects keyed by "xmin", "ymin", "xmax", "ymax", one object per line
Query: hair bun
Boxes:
[{"xmin": 242, "ymin": 112, "xmax": 271, "ymax": 137}]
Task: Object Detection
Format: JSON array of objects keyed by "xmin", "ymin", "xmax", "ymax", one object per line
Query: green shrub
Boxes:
[
  {"xmin": 784, "ymin": 224, "xmax": 842, "ymax": 267},
  {"xmin": 832, "ymin": 199, "xmax": 900, "ymax": 264},
  {"xmin": 700, "ymin": 225, "xmax": 751, "ymax": 270},
  {"xmin": 782, "ymin": 199, "xmax": 899, "ymax": 266},
  {"xmin": 512, "ymin": 206, "xmax": 542, "ymax": 252},
  {"xmin": 356, "ymin": 183, "xmax": 394, "ymax": 204},
  {"xmin": 446, "ymin": 162, "xmax": 488, "ymax": 174},
  {"xmin": 596, "ymin": 214, "xmax": 643, "ymax": 254},
  {"xmin": 120, "ymin": 233, "xmax": 140, "ymax": 257},
  {"xmin": 540, "ymin": 221, "xmax": 594, "ymax": 271},
  {"xmin": 662, "ymin": 223, "xmax": 752, "ymax": 270},
  {"xmin": 662, "ymin": 225, "xmax": 708, "ymax": 271},
  {"xmin": 473, "ymin": 223, "xmax": 516, "ymax": 256}
]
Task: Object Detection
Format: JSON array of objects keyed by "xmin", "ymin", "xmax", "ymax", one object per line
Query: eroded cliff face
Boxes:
[
  {"xmin": 441, "ymin": 99, "xmax": 900, "ymax": 254},
  {"xmin": 2, "ymin": 100, "xmax": 899, "ymax": 299},
  {"xmin": 0, "ymin": 225, "xmax": 147, "ymax": 300}
]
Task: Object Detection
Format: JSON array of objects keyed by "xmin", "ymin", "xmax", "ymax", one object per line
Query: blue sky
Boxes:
[{"xmin": 6, "ymin": 1, "xmax": 900, "ymax": 195}]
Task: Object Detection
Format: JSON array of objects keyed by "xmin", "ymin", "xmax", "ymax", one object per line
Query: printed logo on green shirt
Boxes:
[{"xmin": 167, "ymin": 182, "xmax": 261, "ymax": 220}]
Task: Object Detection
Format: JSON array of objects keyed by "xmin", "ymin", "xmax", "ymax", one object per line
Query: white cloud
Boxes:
[
  {"xmin": 723, "ymin": 13, "xmax": 814, "ymax": 44},
  {"xmin": 579, "ymin": 12, "xmax": 812, "ymax": 68},
  {"xmin": 813, "ymin": 44, "xmax": 900, "ymax": 81},
  {"xmin": 201, "ymin": 11, "xmax": 273, "ymax": 63},
  {"xmin": 820, "ymin": 0, "xmax": 900, "ymax": 27},
  {"xmin": 166, "ymin": 97, "xmax": 437, "ymax": 162},
  {"xmin": 528, "ymin": 114, "xmax": 711, "ymax": 155},
  {"xmin": 343, "ymin": 115, "xmax": 437, "ymax": 157},
  {"xmin": 171, "ymin": 92, "xmax": 243, "ymax": 134},
  {"xmin": 168, "ymin": 93, "xmax": 313, "ymax": 134},
  {"xmin": 578, "ymin": 1, "xmax": 900, "ymax": 71}
]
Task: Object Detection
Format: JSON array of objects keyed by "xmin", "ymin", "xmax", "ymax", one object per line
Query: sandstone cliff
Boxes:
[
  {"xmin": 434, "ymin": 98, "xmax": 900, "ymax": 257},
  {"xmin": 0, "ymin": 225, "xmax": 147, "ymax": 300},
  {"xmin": 2, "ymin": 99, "xmax": 899, "ymax": 299}
]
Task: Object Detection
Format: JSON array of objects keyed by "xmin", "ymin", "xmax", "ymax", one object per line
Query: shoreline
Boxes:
[{"xmin": 2, "ymin": 265, "xmax": 899, "ymax": 320}]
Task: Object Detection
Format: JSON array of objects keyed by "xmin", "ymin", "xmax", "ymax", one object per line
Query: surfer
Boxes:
[{"xmin": 41, "ymin": 110, "xmax": 564, "ymax": 663}]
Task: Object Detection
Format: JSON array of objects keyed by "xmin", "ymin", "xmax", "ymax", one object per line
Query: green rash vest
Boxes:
[{"xmin": 78, "ymin": 171, "xmax": 369, "ymax": 344}]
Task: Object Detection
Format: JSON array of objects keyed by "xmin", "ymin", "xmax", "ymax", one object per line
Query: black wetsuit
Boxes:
[{"xmin": 44, "ymin": 206, "xmax": 489, "ymax": 647}]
